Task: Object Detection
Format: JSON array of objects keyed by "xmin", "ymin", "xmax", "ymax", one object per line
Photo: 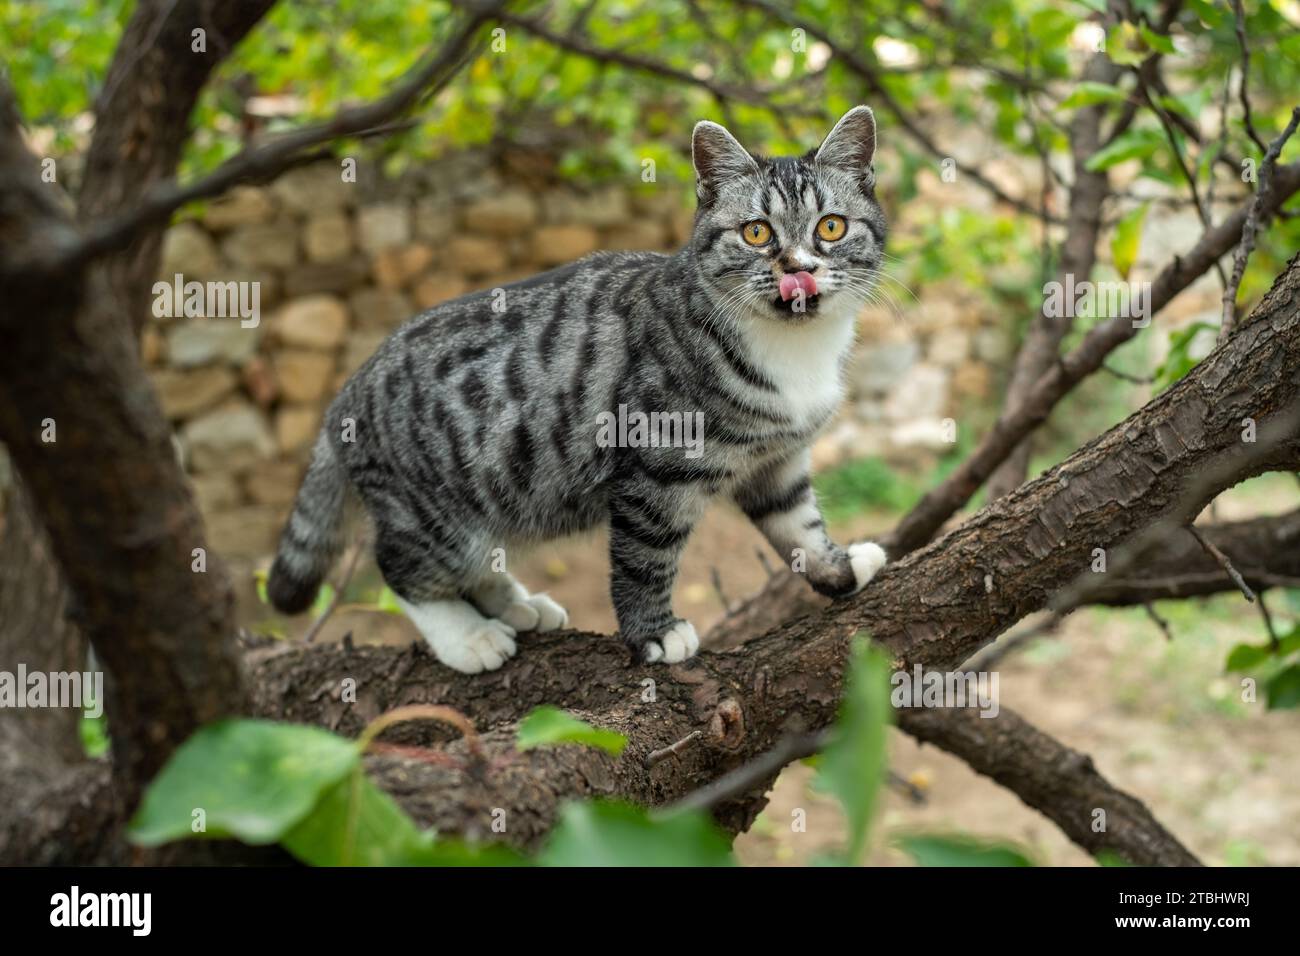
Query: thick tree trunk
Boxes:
[{"xmin": 0, "ymin": 0, "xmax": 277, "ymax": 803}]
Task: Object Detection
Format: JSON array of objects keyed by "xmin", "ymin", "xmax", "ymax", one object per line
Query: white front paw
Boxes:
[
  {"xmin": 527, "ymin": 593, "xmax": 569, "ymax": 631},
  {"xmin": 642, "ymin": 620, "xmax": 700, "ymax": 664},
  {"xmin": 498, "ymin": 600, "xmax": 541, "ymax": 632},
  {"xmin": 848, "ymin": 541, "xmax": 887, "ymax": 593}
]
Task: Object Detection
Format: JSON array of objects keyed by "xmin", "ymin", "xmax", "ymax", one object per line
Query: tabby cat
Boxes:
[{"xmin": 267, "ymin": 106, "xmax": 889, "ymax": 673}]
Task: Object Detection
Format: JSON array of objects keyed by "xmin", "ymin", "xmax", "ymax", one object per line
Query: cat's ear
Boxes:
[
  {"xmin": 692, "ymin": 120, "xmax": 759, "ymax": 204},
  {"xmin": 814, "ymin": 105, "xmax": 876, "ymax": 182}
]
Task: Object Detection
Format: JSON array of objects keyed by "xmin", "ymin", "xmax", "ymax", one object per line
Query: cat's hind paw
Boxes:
[
  {"xmin": 398, "ymin": 596, "xmax": 519, "ymax": 674},
  {"xmin": 848, "ymin": 541, "xmax": 887, "ymax": 593},
  {"xmin": 441, "ymin": 621, "xmax": 517, "ymax": 674},
  {"xmin": 642, "ymin": 620, "xmax": 700, "ymax": 664}
]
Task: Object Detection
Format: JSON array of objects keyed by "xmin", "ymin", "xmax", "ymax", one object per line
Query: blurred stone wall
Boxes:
[{"xmin": 142, "ymin": 155, "xmax": 1005, "ymax": 560}]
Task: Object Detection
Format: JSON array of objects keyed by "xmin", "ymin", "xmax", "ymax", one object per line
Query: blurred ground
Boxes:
[{"xmin": 252, "ymin": 471, "xmax": 1300, "ymax": 868}]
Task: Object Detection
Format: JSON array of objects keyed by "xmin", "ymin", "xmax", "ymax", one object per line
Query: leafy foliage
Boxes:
[
  {"xmin": 1225, "ymin": 624, "xmax": 1300, "ymax": 710},
  {"xmin": 812, "ymin": 638, "xmax": 893, "ymax": 864},
  {"xmin": 1110, "ymin": 202, "xmax": 1149, "ymax": 281},
  {"xmin": 516, "ymin": 705, "xmax": 628, "ymax": 756},
  {"xmin": 815, "ymin": 456, "xmax": 921, "ymax": 522},
  {"xmin": 80, "ymin": 710, "xmax": 109, "ymax": 759},
  {"xmin": 128, "ymin": 719, "xmax": 362, "ymax": 846},
  {"xmin": 1152, "ymin": 321, "xmax": 1217, "ymax": 393},
  {"xmin": 539, "ymin": 801, "xmax": 735, "ymax": 866},
  {"xmin": 896, "ymin": 832, "xmax": 1036, "ymax": 867}
]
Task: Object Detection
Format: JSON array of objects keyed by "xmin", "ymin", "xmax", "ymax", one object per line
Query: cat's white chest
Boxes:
[{"xmin": 743, "ymin": 310, "xmax": 856, "ymax": 428}]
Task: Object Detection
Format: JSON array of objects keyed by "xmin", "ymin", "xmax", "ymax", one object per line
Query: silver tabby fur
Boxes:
[{"xmin": 268, "ymin": 106, "xmax": 889, "ymax": 672}]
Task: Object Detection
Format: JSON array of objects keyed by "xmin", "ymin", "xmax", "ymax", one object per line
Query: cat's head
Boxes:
[{"xmin": 689, "ymin": 106, "xmax": 886, "ymax": 323}]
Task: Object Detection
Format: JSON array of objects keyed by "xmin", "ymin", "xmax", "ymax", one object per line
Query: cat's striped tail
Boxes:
[{"xmin": 267, "ymin": 432, "xmax": 348, "ymax": 614}]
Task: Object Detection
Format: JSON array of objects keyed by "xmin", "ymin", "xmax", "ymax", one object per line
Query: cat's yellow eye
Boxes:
[
  {"xmin": 816, "ymin": 214, "xmax": 848, "ymax": 242},
  {"xmin": 740, "ymin": 220, "xmax": 773, "ymax": 246}
]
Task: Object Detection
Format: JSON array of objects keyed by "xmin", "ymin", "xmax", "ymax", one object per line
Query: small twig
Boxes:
[
  {"xmin": 1220, "ymin": 106, "xmax": 1300, "ymax": 342},
  {"xmin": 755, "ymin": 548, "xmax": 776, "ymax": 578},
  {"xmin": 887, "ymin": 770, "xmax": 928, "ymax": 806},
  {"xmin": 1231, "ymin": 0, "xmax": 1269, "ymax": 155},
  {"xmin": 709, "ymin": 567, "xmax": 732, "ymax": 613},
  {"xmin": 1102, "ymin": 363, "xmax": 1154, "ymax": 385},
  {"xmin": 644, "ymin": 730, "xmax": 705, "ymax": 769},
  {"xmin": 1134, "ymin": 72, "xmax": 1228, "ymax": 287},
  {"xmin": 966, "ymin": 614, "xmax": 1063, "ymax": 670},
  {"xmin": 1186, "ymin": 524, "xmax": 1255, "ymax": 603},
  {"xmin": 1256, "ymin": 591, "xmax": 1280, "ymax": 650},
  {"xmin": 302, "ymin": 534, "xmax": 367, "ymax": 644},
  {"xmin": 1141, "ymin": 601, "xmax": 1174, "ymax": 641},
  {"xmin": 662, "ymin": 730, "xmax": 828, "ymax": 813},
  {"xmin": 1205, "ymin": 67, "xmax": 1233, "ymax": 219},
  {"xmin": 59, "ymin": 7, "xmax": 500, "ymax": 271},
  {"xmin": 357, "ymin": 704, "xmax": 483, "ymax": 759}
]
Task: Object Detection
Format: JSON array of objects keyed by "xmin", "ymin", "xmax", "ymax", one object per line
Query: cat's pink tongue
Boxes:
[{"xmin": 778, "ymin": 271, "xmax": 818, "ymax": 301}]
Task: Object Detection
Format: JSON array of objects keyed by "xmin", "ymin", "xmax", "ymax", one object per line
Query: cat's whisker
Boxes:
[{"xmin": 870, "ymin": 270, "xmax": 920, "ymax": 304}]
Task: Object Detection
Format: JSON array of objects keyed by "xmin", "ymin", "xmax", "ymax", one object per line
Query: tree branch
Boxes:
[
  {"xmin": 885, "ymin": 160, "xmax": 1300, "ymax": 557},
  {"xmin": 896, "ymin": 706, "xmax": 1200, "ymax": 866},
  {"xmin": 488, "ymin": 7, "xmax": 823, "ymax": 116},
  {"xmin": 1220, "ymin": 107, "xmax": 1300, "ymax": 341},
  {"xmin": 16, "ymin": 250, "xmax": 1299, "ymax": 863},
  {"xmin": 46, "ymin": 6, "xmax": 499, "ymax": 274},
  {"xmin": 728, "ymin": 0, "xmax": 1061, "ymax": 221},
  {"xmin": 985, "ymin": 48, "xmax": 1120, "ymax": 501}
]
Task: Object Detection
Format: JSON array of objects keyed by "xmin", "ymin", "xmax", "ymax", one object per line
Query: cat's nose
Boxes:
[{"xmin": 781, "ymin": 259, "xmax": 819, "ymax": 275}]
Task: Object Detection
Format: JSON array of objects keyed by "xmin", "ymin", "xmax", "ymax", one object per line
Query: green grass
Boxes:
[
  {"xmin": 814, "ymin": 442, "xmax": 973, "ymax": 526},
  {"xmin": 814, "ymin": 457, "xmax": 921, "ymax": 524}
]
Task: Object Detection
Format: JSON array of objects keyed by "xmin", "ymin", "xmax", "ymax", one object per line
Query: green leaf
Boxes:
[
  {"xmin": 1139, "ymin": 25, "xmax": 1177, "ymax": 55},
  {"xmin": 1225, "ymin": 642, "xmax": 1274, "ymax": 673},
  {"xmin": 539, "ymin": 801, "xmax": 735, "ymax": 867},
  {"xmin": 309, "ymin": 582, "xmax": 336, "ymax": 618},
  {"xmin": 516, "ymin": 705, "xmax": 628, "ymax": 756},
  {"xmin": 1105, "ymin": 23, "xmax": 1148, "ymax": 67},
  {"xmin": 1058, "ymin": 82, "xmax": 1129, "ymax": 110},
  {"xmin": 128, "ymin": 719, "xmax": 359, "ymax": 846},
  {"xmin": 1085, "ymin": 128, "xmax": 1163, "ymax": 171},
  {"xmin": 1152, "ymin": 320, "xmax": 1218, "ymax": 392},
  {"xmin": 283, "ymin": 767, "xmax": 530, "ymax": 866},
  {"xmin": 1096, "ymin": 850, "xmax": 1134, "ymax": 867},
  {"xmin": 375, "ymin": 586, "xmax": 403, "ymax": 614},
  {"xmin": 411, "ymin": 839, "xmax": 531, "ymax": 867},
  {"xmin": 897, "ymin": 833, "xmax": 1036, "ymax": 867},
  {"xmin": 1186, "ymin": 0, "xmax": 1228, "ymax": 27},
  {"xmin": 1265, "ymin": 664, "xmax": 1300, "ymax": 710},
  {"xmin": 80, "ymin": 712, "xmax": 109, "ymax": 759},
  {"xmin": 813, "ymin": 637, "xmax": 893, "ymax": 864},
  {"xmin": 282, "ymin": 770, "xmax": 434, "ymax": 865},
  {"xmin": 1111, "ymin": 202, "xmax": 1149, "ymax": 279}
]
